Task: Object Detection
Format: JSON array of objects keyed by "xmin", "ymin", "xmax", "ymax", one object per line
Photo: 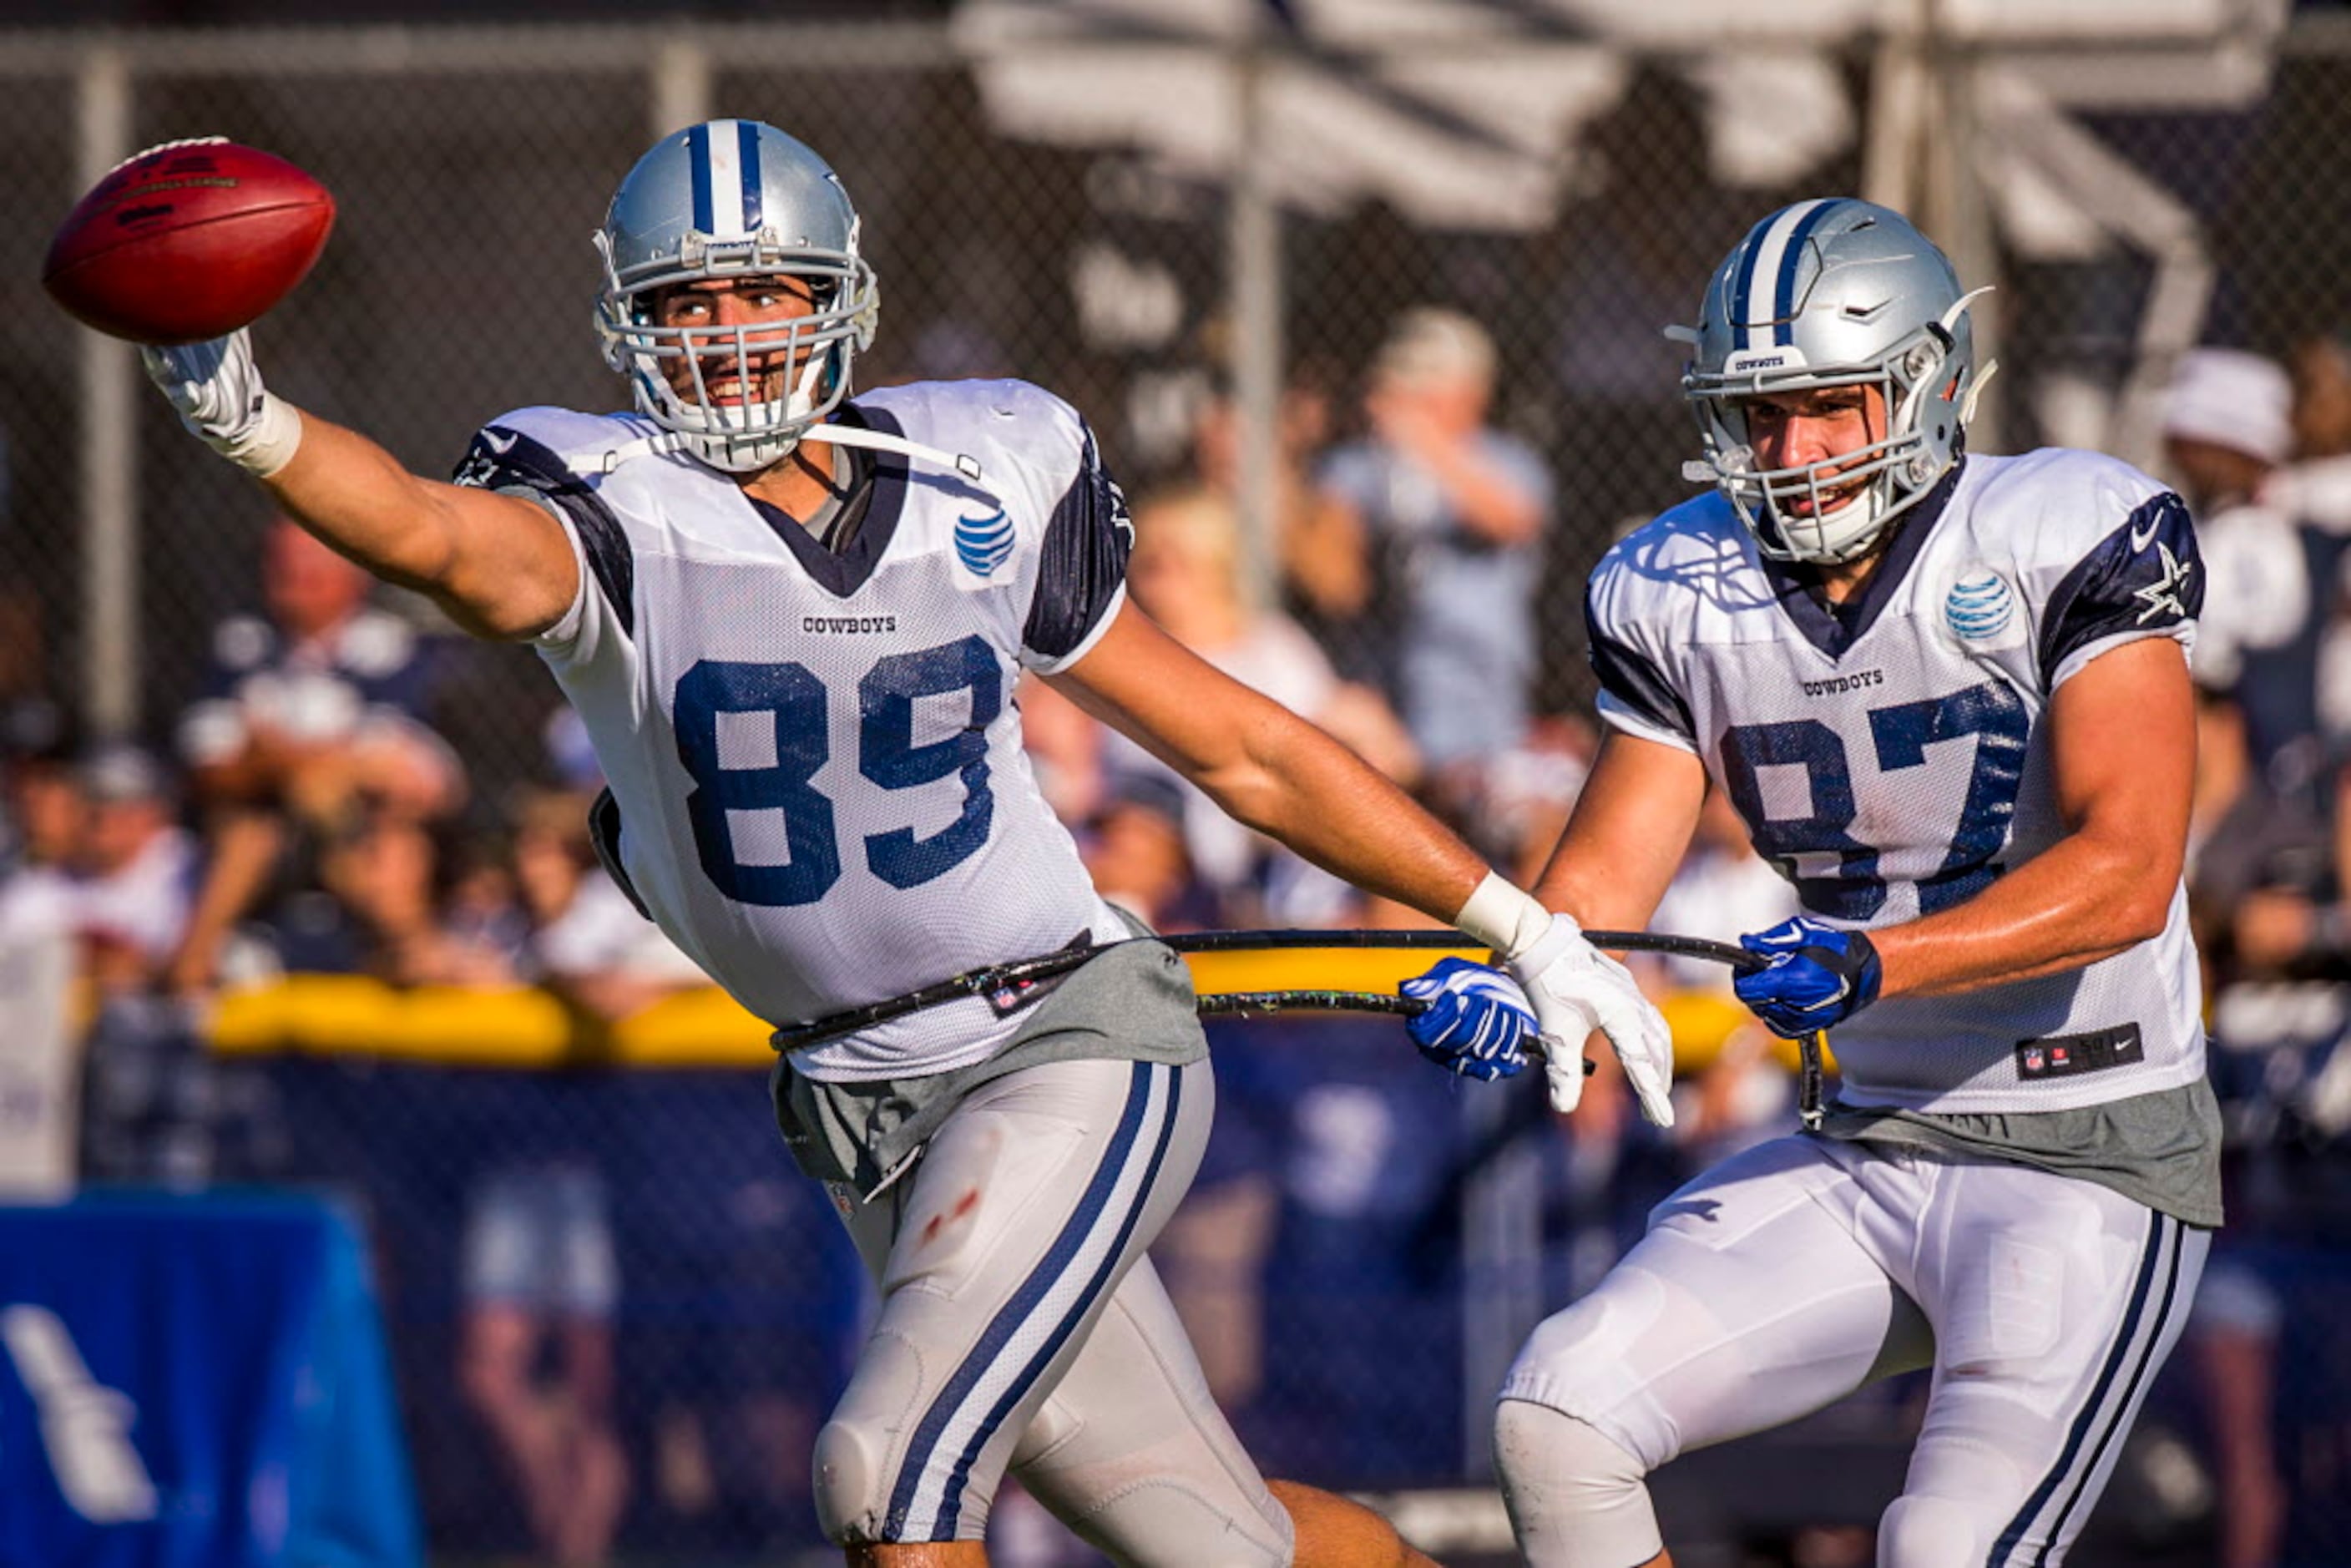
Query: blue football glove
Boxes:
[
  {"xmin": 1734, "ymin": 915, "xmax": 1883, "ymax": 1037},
  {"xmin": 1403, "ymin": 957, "xmax": 1537, "ymax": 1082}
]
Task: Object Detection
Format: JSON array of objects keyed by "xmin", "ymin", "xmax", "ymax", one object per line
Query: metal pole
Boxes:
[
  {"xmin": 650, "ymin": 38, "xmax": 711, "ymax": 144},
  {"xmin": 1918, "ymin": 9, "xmax": 2003, "ymax": 453},
  {"xmin": 74, "ymin": 46, "xmax": 136, "ymax": 743},
  {"xmin": 1227, "ymin": 41, "xmax": 1283, "ymax": 615},
  {"xmin": 1942, "ymin": 53, "xmax": 2003, "ymax": 454},
  {"xmin": 1862, "ymin": 0, "xmax": 1929, "ymax": 213}
]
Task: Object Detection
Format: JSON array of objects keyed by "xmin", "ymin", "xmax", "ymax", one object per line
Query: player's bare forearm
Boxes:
[
  {"xmin": 1868, "ymin": 825, "xmax": 2177, "ymax": 997},
  {"xmin": 1207, "ymin": 699, "xmax": 1490, "ymax": 918},
  {"xmin": 1531, "ymin": 730, "xmax": 1707, "ymax": 937},
  {"xmin": 1050, "ymin": 604, "xmax": 1490, "ymax": 923},
  {"xmin": 259, "ymin": 409, "xmax": 579, "ymax": 640}
]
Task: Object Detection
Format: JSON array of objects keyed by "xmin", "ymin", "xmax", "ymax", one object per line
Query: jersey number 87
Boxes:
[{"xmin": 1719, "ymin": 679, "xmax": 2028, "ymax": 921}]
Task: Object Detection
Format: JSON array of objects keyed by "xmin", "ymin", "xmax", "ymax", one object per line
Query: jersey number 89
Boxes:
[{"xmin": 671, "ymin": 636, "xmax": 999, "ymax": 907}]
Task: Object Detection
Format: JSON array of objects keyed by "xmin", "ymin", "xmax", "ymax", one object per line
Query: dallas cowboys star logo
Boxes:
[{"xmin": 2132, "ymin": 541, "xmax": 2194, "ymax": 625}]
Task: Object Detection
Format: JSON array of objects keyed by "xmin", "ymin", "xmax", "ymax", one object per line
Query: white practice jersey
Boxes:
[
  {"xmin": 1589, "ymin": 450, "xmax": 2206, "ymax": 1113},
  {"xmin": 453, "ymin": 382, "xmax": 1137, "ymax": 1081}
]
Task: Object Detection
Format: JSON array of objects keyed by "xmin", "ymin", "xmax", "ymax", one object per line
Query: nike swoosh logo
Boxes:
[
  {"xmin": 2129, "ymin": 516, "xmax": 2160, "ymax": 551},
  {"xmin": 485, "ymin": 429, "xmax": 518, "ymax": 454}
]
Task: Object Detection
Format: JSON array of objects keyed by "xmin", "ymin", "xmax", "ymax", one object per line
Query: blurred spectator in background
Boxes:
[
  {"xmin": 317, "ymin": 816, "xmax": 517, "ymax": 989},
  {"xmin": 2186, "ymin": 686, "xmax": 2334, "ymax": 987},
  {"xmin": 169, "ymin": 518, "xmax": 463, "ymax": 990},
  {"xmin": 0, "ymin": 736, "xmax": 82, "ymax": 949},
  {"xmin": 1317, "ymin": 306, "xmax": 1550, "ymax": 797},
  {"xmin": 457, "ymin": 1152, "xmax": 629, "ymax": 1568},
  {"xmin": 69, "ymin": 744, "xmax": 196, "ymax": 996},
  {"xmin": 2182, "ymin": 683, "xmax": 2348, "ymax": 1568},
  {"xmin": 1012, "ymin": 672, "xmax": 1110, "ymax": 834},
  {"xmin": 1181, "ymin": 363, "xmax": 1373, "ymax": 649},
  {"xmin": 2163, "ymin": 348, "xmax": 2339, "ymax": 801},
  {"xmin": 513, "ymin": 789, "xmax": 706, "ymax": 1022},
  {"xmin": 178, "ymin": 518, "xmax": 459, "ymax": 827},
  {"xmin": 2273, "ymin": 330, "xmax": 2351, "ymax": 777},
  {"xmin": 2287, "ymin": 331, "xmax": 2351, "ymax": 472},
  {"xmin": 1112, "ymin": 484, "xmax": 1419, "ymax": 928},
  {"xmin": 0, "ymin": 734, "xmax": 84, "ymax": 1200},
  {"xmin": 1641, "ymin": 785, "xmax": 1802, "ymax": 1170},
  {"xmin": 445, "ymin": 787, "xmax": 705, "ymax": 1567},
  {"xmin": 1015, "ymin": 674, "xmax": 1207, "ymax": 932}
]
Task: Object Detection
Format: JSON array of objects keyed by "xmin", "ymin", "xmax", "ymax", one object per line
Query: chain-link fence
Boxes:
[{"xmin": 8, "ymin": 8, "xmax": 2351, "ymax": 1565}]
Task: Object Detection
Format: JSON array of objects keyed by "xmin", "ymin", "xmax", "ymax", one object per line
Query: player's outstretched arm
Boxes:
[
  {"xmin": 1868, "ymin": 635, "xmax": 2194, "ymax": 998},
  {"xmin": 1529, "ymin": 729, "xmax": 1711, "ymax": 936},
  {"xmin": 1053, "ymin": 601, "xmax": 1681, "ymax": 1121},
  {"xmin": 143, "ymin": 331, "xmax": 578, "ymax": 641},
  {"xmin": 1048, "ymin": 599, "xmax": 1491, "ymax": 919}
]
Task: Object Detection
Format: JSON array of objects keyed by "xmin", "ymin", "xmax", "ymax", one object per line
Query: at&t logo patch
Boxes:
[
  {"xmin": 955, "ymin": 508, "xmax": 1014, "ymax": 579},
  {"xmin": 1944, "ymin": 568, "xmax": 2014, "ymax": 643}
]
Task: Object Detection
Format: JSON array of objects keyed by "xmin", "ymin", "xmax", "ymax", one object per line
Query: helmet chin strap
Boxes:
[
  {"xmin": 797, "ymin": 422, "xmax": 1005, "ymax": 509},
  {"xmin": 584, "ymin": 412, "xmax": 1003, "ymax": 511}
]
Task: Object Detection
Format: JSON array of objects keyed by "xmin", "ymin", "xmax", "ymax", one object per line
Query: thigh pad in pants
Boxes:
[{"xmin": 815, "ymin": 1057, "xmax": 1211, "ymax": 1546}]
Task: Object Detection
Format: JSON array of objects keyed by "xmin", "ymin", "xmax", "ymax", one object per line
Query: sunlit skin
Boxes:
[
  {"xmin": 652, "ymin": 273, "xmax": 818, "ymax": 399},
  {"xmin": 1738, "ymin": 382, "xmax": 1889, "ymax": 600},
  {"xmin": 651, "ymin": 273, "xmax": 841, "ymax": 517}
]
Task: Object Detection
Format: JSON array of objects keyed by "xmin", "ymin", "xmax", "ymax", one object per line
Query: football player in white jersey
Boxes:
[
  {"xmin": 132, "ymin": 119, "xmax": 1671, "ymax": 1567},
  {"xmin": 1402, "ymin": 199, "xmax": 2217, "ymax": 1565}
]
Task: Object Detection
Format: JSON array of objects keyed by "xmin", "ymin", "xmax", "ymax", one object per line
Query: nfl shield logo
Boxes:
[{"xmin": 2024, "ymin": 1047, "xmax": 2045, "ymax": 1073}]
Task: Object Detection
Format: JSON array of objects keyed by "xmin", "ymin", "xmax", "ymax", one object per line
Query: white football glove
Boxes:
[
  {"xmin": 1506, "ymin": 913, "xmax": 1676, "ymax": 1126},
  {"xmin": 139, "ymin": 329, "xmax": 303, "ymax": 478}
]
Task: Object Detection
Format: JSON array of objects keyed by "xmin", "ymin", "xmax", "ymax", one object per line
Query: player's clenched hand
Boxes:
[
  {"xmin": 1403, "ymin": 957, "xmax": 1537, "ymax": 1082},
  {"xmin": 1508, "ymin": 914, "xmax": 1675, "ymax": 1126},
  {"xmin": 140, "ymin": 329, "xmax": 302, "ymax": 478},
  {"xmin": 1734, "ymin": 914, "xmax": 1882, "ymax": 1036}
]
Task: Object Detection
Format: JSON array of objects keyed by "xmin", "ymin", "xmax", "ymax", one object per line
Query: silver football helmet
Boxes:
[
  {"xmin": 594, "ymin": 119, "xmax": 877, "ymax": 473},
  {"xmin": 1679, "ymin": 199, "xmax": 1991, "ymax": 564}
]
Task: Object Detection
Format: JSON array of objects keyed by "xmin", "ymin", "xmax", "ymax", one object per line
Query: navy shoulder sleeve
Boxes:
[
  {"xmin": 453, "ymin": 422, "xmax": 635, "ymax": 640},
  {"xmin": 2036, "ymin": 490, "xmax": 2201, "ymax": 681},
  {"xmin": 1584, "ymin": 575, "xmax": 1693, "ymax": 741},
  {"xmin": 1023, "ymin": 419, "xmax": 1134, "ymax": 663}
]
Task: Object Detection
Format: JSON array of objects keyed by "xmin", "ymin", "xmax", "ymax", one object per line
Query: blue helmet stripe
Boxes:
[
  {"xmin": 1731, "ymin": 225, "xmax": 1762, "ymax": 352},
  {"xmin": 687, "ymin": 122, "xmax": 715, "ymax": 234},
  {"xmin": 1772, "ymin": 200, "xmax": 1841, "ymax": 346},
  {"xmin": 737, "ymin": 120, "xmax": 763, "ymax": 231}
]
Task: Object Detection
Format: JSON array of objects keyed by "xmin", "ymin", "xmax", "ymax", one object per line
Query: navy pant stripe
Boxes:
[
  {"xmin": 882, "ymin": 1061, "xmax": 1165, "ymax": 1538},
  {"xmin": 2027, "ymin": 1214, "xmax": 2187, "ymax": 1565},
  {"xmin": 936, "ymin": 1063, "xmax": 1183, "ymax": 1535},
  {"xmin": 1987, "ymin": 1210, "xmax": 2172, "ymax": 1565}
]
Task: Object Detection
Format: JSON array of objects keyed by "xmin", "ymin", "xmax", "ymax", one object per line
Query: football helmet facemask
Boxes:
[
  {"xmin": 594, "ymin": 119, "xmax": 877, "ymax": 473},
  {"xmin": 1678, "ymin": 198, "xmax": 1993, "ymax": 564}
]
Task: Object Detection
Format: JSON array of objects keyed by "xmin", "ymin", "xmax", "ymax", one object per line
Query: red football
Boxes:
[{"xmin": 42, "ymin": 137, "xmax": 334, "ymax": 345}]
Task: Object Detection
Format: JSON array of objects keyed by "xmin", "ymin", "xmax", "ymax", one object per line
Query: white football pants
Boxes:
[
  {"xmin": 811, "ymin": 1055, "xmax": 1293, "ymax": 1565},
  {"xmin": 1499, "ymin": 1133, "xmax": 2207, "ymax": 1567}
]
